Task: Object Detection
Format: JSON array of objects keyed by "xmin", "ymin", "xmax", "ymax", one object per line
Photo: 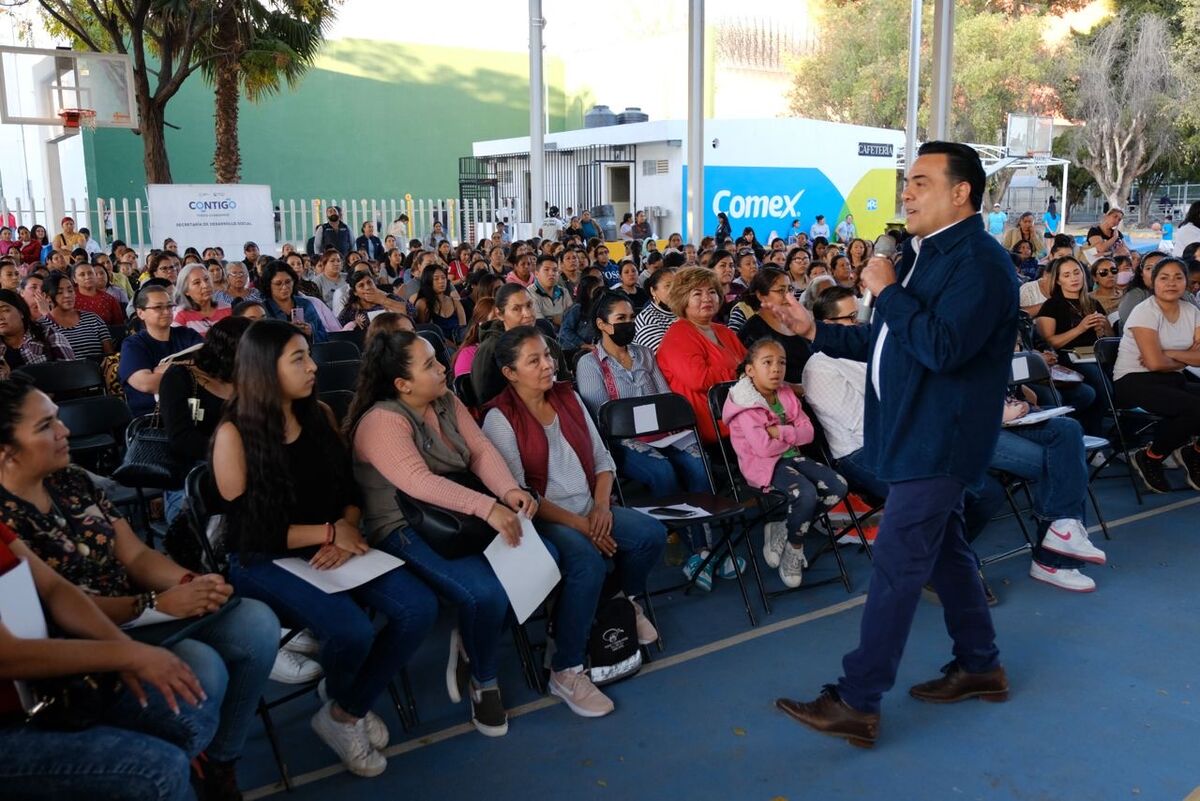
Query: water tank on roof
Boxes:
[
  {"xmin": 617, "ymin": 107, "xmax": 649, "ymax": 125},
  {"xmin": 585, "ymin": 105, "xmax": 618, "ymax": 128}
]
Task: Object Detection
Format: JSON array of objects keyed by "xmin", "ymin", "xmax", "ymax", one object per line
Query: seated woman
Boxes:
[
  {"xmin": 1112, "ymin": 257, "xmax": 1200, "ymax": 494},
  {"xmin": 576, "ymin": 292, "xmax": 727, "ymax": 589},
  {"xmin": 212, "ymin": 319, "xmax": 437, "ymax": 777},
  {"xmin": 631, "ymin": 268, "xmax": 677, "ymax": 353},
  {"xmin": 710, "ymin": 250, "xmax": 739, "ymax": 323},
  {"xmin": 0, "ymin": 290, "xmax": 74, "ymax": 376},
  {"xmin": 558, "ymin": 274, "xmax": 605, "ymax": 353},
  {"xmin": 70, "ymin": 262, "xmax": 125, "ymax": 326},
  {"xmin": 723, "ymin": 338, "xmax": 848, "ymax": 588},
  {"xmin": 785, "ymin": 247, "xmax": 811, "ymax": 298},
  {"xmin": 0, "ymin": 522, "xmax": 220, "ymax": 801},
  {"xmin": 158, "ymin": 316, "xmax": 250, "ymax": 524},
  {"xmin": 1010, "ymin": 240, "xmax": 1040, "ymax": 283},
  {"xmin": 260, "ymin": 260, "xmax": 329, "ymax": 343},
  {"xmin": 737, "ymin": 268, "xmax": 813, "ymax": 382},
  {"xmin": 413, "ymin": 264, "xmax": 466, "ymax": 344},
  {"xmin": 173, "ymin": 265, "xmax": 232, "ymax": 337},
  {"xmin": 213, "ymin": 261, "xmax": 261, "ymax": 307},
  {"xmin": 453, "ymin": 297, "xmax": 496, "ymax": 378},
  {"xmin": 656, "ymin": 267, "xmax": 747, "ymax": 445},
  {"xmin": 0, "ymin": 373, "xmax": 277, "ymax": 798},
  {"xmin": 1034, "ymin": 256, "xmax": 1112, "ymax": 434},
  {"xmin": 119, "ymin": 285, "xmax": 205, "ymax": 417},
  {"xmin": 39, "ymin": 272, "xmax": 114, "ymax": 360},
  {"xmin": 482, "ymin": 326, "xmax": 666, "ymax": 717},
  {"xmin": 1088, "ymin": 257, "xmax": 1122, "ymax": 316},
  {"xmin": 470, "ymin": 283, "xmax": 570, "ymax": 405},
  {"xmin": 338, "ymin": 269, "xmax": 409, "ymax": 332},
  {"xmin": 346, "ymin": 329, "xmax": 539, "ymax": 736},
  {"xmin": 610, "ymin": 260, "xmax": 650, "ymax": 313}
]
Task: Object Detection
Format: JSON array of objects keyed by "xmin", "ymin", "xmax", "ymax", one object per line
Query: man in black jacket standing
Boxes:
[
  {"xmin": 313, "ymin": 205, "xmax": 352, "ymax": 258},
  {"xmin": 767, "ymin": 142, "xmax": 1019, "ymax": 748}
]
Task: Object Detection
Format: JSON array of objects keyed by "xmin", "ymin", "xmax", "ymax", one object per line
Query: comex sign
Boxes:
[
  {"xmin": 712, "ymin": 189, "xmax": 806, "ymax": 221},
  {"xmin": 683, "ymin": 166, "xmax": 845, "ymax": 242}
]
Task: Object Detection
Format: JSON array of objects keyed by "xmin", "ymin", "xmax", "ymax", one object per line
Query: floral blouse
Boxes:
[{"xmin": 0, "ymin": 467, "xmax": 133, "ymax": 597}]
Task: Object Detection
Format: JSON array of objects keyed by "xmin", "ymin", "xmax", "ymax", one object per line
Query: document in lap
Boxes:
[
  {"xmin": 0, "ymin": 559, "xmax": 48, "ymax": 711},
  {"xmin": 274, "ymin": 549, "xmax": 405, "ymax": 594},
  {"xmin": 484, "ymin": 517, "xmax": 561, "ymax": 624}
]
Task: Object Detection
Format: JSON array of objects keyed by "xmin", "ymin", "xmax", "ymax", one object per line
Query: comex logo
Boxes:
[
  {"xmin": 188, "ymin": 199, "xmax": 238, "ymax": 211},
  {"xmin": 712, "ymin": 189, "xmax": 805, "ymax": 220}
]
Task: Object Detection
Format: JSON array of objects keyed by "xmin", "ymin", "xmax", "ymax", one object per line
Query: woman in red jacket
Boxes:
[{"xmin": 656, "ymin": 266, "xmax": 747, "ymax": 444}]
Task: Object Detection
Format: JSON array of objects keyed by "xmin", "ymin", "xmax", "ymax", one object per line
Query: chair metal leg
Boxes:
[
  {"xmin": 741, "ymin": 522, "xmax": 771, "ymax": 616},
  {"xmin": 1087, "ymin": 485, "xmax": 1112, "ymax": 541},
  {"xmin": 257, "ymin": 698, "xmax": 292, "ymax": 790},
  {"xmin": 387, "ymin": 679, "xmax": 414, "ymax": 732},
  {"xmin": 400, "ymin": 667, "xmax": 418, "ymax": 726},
  {"xmin": 723, "ymin": 534, "xmax": 757, "ymax": 627},
  {"xmin": 822, "ymin": 515, "xmax": 853, "ymax": 593}
]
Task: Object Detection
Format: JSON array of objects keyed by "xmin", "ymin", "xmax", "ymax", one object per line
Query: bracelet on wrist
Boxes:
[{"xmin": 326, "ymin": 522, "xmax": 336, "ymax": 546}]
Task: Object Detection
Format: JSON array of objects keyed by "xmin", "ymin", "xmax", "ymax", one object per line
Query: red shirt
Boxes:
[
  {"xmin": 0, "ymin": 524, "xmax": 24, "ymax": 721},
  {"xmin": 655, "ymin": 319, "xmax": 747, "ymax": 444},
  {"xmin": 74, "ymin": 290, "xmax": 125, "ymax": 326}
]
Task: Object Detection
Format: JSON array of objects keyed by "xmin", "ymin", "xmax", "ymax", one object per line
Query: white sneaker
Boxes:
[
  {"xmin": 1029, "ymin": 560, "xmax": 1096, "ymax": 593},
  {"xmin": 763, "ymin": 521, "xmax": 787, "ymax": 569},
  {"xmin": 310, "ymin": 701, "xmax": 387, "ymax": 777},
  {"xmin": 1041, "ymin": 518, "xmax": 1106, "ymax": 565},
  {"xmin": 281, "ymin": 628, "xmax": 319, "ymax": 656},
  {"xmin": 316, "ymin": 679, "xmax": 389, "ymax": 751},
  {"xmin": 548, "ymin": 667, "xmax": 614, "ymax": 718},
  {"xmin": 778, "ymin": 544, "xmax": 808, "ymax": 589},
  {"xmin": 269, "ymin": 648, "xmax": 323, "ymax": 684}
]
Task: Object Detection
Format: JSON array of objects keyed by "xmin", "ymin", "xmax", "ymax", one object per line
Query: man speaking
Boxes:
[{"xmin": 768, "ymin": 142, "xmax": 1019, "ymax": 747}]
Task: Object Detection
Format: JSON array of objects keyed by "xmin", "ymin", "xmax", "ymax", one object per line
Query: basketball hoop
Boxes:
[{"xmin": 58, "ymin": 108, "xmax": 97, "ymax": 132}]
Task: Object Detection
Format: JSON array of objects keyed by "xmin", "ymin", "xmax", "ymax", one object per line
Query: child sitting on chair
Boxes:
[{"xmin": 722, "ymin": 337, "xmax": 847, "ymax": 588}]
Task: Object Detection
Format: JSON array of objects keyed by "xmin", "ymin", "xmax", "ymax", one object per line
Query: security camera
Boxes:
[{"xmin": 711, "ymin": 138, "xmax": 720, "ymax": 148}]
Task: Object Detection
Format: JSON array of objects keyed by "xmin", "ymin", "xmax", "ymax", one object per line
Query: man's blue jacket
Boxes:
[{"xmin": 813, "ymin": 213, "xmax": 1019, "ymax": 489}]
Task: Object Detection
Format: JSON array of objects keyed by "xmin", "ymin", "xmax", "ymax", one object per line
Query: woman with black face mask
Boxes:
[
  {"xmin": 574, "ymin": 292, "xmax": 723, "ymax": 590},
  {"xmin": 632, "ymin": 268, "xmax": 677, "ymax": 353}
]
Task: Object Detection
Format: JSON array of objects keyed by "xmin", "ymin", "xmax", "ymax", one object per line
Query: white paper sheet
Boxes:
[
  {"xmin": 274, "ymin": 549, "xmax": 405, "ymax": 594},
  {"xmin": 633, "ymin": 503, "xmax": 710, "ymax": 521},
  {"xmin": 1050, "ymin": 365, "xmax": 1084, "ymax": 383},
  {"xmin": 632, "ymin": 403, "xmax": 659, "ymax": 435},
  {"xmin": 1011, "ymin": 356, "xmax": 1030, "ymax": 382},
  {"xmin": 367, "ymin": 309, "xmax": 387, "ymax": 321},
  {"xmin": 642, "ymin": 430, "xmax": 690, "ymax": 449},
  {"xmin": 484, "ymin": 517, "xmax": 561, "ymax": 624},
  {"xmin": 1068, "ymin": 351, "xmax": 1097, "ymax": 364},
  {"xmin": 0, "ymin": 559, "xmax": 49, "ymax": 712},
  {"xmin": 120, "ymin": 608, "xmax": 182, "ymax": 629},
  {"xmin": 1003, "ymin": 405, "xmax": 1074, "ymax": 428}
]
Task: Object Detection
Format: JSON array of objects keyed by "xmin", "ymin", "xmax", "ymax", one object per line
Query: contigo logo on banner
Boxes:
[
  {"xmin": 188, "ymin": 199, "xmax": 238, "ymax": 211},
  {"xmin": 712, "ymin": 189, "xmax": 806, "ymax": 221}
]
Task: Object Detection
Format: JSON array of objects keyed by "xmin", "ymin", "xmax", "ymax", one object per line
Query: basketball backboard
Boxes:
[
  {"xmin": 1006, "ymin": 113, "xmax": 1053, "ymax": 158},
  {"xmin": 0, "ymin": 46, "xmax": 138, "ymax": 129}
]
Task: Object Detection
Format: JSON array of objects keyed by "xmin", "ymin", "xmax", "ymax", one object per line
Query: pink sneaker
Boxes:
[
  {"xmin": 629, "ymin": 599, "xmax": 658, "ymax": 646},
  {"xmin": 549, "ymin": 668, "xmax": 614, "ymax": 718}
]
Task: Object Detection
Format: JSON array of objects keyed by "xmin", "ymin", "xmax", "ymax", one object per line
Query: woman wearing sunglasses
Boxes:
[{"xmin": 1089, "ymin": 257, "xmax": 1122, "ymax": 316}]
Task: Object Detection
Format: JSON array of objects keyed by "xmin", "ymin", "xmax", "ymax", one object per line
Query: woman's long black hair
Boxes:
[
  {"xmin": 219, "ymin": 318, "xmax": 351, "ymax": 555},
  {"xmin": 415, "ymin": 264, "xmax": 449, "ymax": 323},
  {"xmin": 344, "ymin": 329, "xmax": 419, "ymax": 436},
  {"xmin": 0, "ymin": 289, "xmax": 52, "ymax": 349}
]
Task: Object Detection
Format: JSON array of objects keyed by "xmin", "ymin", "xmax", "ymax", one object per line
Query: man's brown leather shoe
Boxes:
[
  {"xmin": 909, "ymin": 661, "xmax": 1009, "ymax": 704},
  {"xmin": 775, "ymin": 686, "xmax": 880, "ymax": 748}
]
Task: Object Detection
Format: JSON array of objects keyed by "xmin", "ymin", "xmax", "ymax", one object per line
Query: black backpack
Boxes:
[{"xmin": 586, "ymin": 596, "xmax": 643, "ymax": 686}]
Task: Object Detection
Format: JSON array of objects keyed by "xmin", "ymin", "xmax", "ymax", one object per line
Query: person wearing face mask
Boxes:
[
  {"xmin": 632, "ymin": 268, "xmax": 677, "ymax": 352},
  {"xmin": 315, "ymin": 206, "xmax": 353, "ymax": 259}
]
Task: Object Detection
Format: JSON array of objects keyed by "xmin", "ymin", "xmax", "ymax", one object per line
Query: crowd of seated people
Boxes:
[{"xmin": 1, "ymin": 203, "xmax": 1199, "ymax": 800}]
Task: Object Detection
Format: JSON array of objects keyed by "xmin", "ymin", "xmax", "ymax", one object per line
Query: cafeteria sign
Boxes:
[{"xmin": 858, "ymin": 142, "xmax": 894, "ymax": 157}]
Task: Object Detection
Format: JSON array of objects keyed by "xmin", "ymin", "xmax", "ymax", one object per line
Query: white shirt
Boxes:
[
  {"xmin": 810, "ymin": 223, "xmax": 830, "ymax": 240},
  {"xmin": 1113, "ymin": 296, "xmax": 1200, "ymax": 381},
  {"xmin": 802, "ymin": 352, "xmax": 868, "ymax": 459},
  {"xmin": 1019, "ymin": 279, "xmax": 1048, "ymax": 309},
  {"xmin": 869, "ymin": 220, "xmax": 956, "ymax": 399},
  {"xmin": 1174, "ymin": 222, "xmax": 1200, "ymax": 257}
]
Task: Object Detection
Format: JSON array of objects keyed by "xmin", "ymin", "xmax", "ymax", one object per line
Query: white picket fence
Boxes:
[{"xmin": 0, "ymin": 195, "xmax": 500, "ymax": 254}]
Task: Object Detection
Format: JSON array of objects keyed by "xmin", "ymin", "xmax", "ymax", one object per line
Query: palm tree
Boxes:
[{"xmin": 204, "ymin": 0, "xmax": 337, "ymax": 184}]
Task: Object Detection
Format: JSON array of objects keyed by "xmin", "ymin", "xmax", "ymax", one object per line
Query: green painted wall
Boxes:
[{"xmin": 89, "ymin": 39, "xmax": 588, "ymax": 203}]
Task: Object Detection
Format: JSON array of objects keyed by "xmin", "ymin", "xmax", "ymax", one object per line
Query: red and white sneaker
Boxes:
[
  {"xmin": 1041, "ymin": 518, "xmax": 1106, "ymax": 565},
  {"xmin": 1029, "ymin": 560, "xmax": 1096, "ymax": 593}
]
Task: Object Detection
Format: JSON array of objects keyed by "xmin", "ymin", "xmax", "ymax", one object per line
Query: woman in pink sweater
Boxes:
[
  {"xmin": 722, "ymin": 338, "xmax": 847, "ymax": 588},
  {"xmin": 347, "ymin": 329, "xmax": 539, "ymax": 739}
]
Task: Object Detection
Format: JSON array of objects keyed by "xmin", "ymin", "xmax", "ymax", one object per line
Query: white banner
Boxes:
[{"xmin": 147, "ymin": 184, "xmax": 275, "ymax": 258}]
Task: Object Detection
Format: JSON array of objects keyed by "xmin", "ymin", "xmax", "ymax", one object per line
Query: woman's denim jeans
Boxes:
[{"xmin": 228, "ymin": 531, "xmax": 438, "ymax": 719}]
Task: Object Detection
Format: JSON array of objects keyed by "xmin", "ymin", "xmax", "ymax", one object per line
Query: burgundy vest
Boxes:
[{"xmin": 487, "ymin": 381, "xmax": 596, "ymax": 497}]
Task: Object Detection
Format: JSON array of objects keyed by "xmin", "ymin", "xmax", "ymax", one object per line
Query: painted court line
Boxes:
[{"xmin": 245, "ymin": 494, "xmax": 1196, "ymax": 799}]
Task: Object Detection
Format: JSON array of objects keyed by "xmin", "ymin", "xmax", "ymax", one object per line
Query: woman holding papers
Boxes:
[
  {"xmin": 0, "ymin": 373, "xmax": 276, "ymax": 799},
  {"xmin": 575, "ymin": 292, "xmax": 728, "ymax": 591},
  {"xmin": 346, "ymin": 329, "xmax": 540, "ymax": 738},
  {"xmin": 212, "ymin": 319, "xmax": 437, "ymax": 778},
  {"xmin": 482, "ymin": 326, "xmax": 666, "ymax": 719}
]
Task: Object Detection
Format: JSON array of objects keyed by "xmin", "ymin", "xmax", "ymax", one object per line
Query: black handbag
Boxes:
[
  {"xmin": 25, "ymin": 671, "xmax": 124, "ymax": 731},
  {"xmin": 113, "ymin": 415, "xmax": 188, "ymax": 490},
  {"xmin": 393, "ymin": 472, "xmax": 497, "ymax": 560}
]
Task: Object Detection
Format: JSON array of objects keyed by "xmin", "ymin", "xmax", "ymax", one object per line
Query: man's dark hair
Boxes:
[
  {"xmin": 662, "ymin": 251, "xmax": 685, "ymax": 269},
  {"xmin": 813, "ymin": 286, "xmax": 858, "ymax": 321},
  {"xmin": 916, "ymin": 141, "xmax": 986, "ymax": 212}
]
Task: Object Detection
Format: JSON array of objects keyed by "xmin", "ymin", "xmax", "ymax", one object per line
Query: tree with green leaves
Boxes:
[{"xmin": 204, "ymin": 0, "xmax": 335, "ymax": 184}]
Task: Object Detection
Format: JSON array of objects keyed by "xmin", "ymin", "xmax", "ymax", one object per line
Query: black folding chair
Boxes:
[
  {"xmin": 183, "ymin": 466, "xmax": 419, "ymax": 790},
  {"xmin": 16, "ymin": 359, "xmax": 106, "ymax": 400},
  {"xmin": 416, "ymin": 327, "xmax": 453, "ymax": 380},
  {"xmin": 55, "ymin": 395, "xmax": 131, "ymax": 469},
  {"xmin": 327, "ymin": 328, "xmax": 365, "ymax": 350},
  {"xmin": 107, "ymin": 324, "xmax": 128, "ymax": 346},
  {"xmin": 706, "ymin": 382, "xmax": 855, "ymax": 603},
  {"xmin": 597, "ymin": 391, "xmax": 771, "ymax": 630},
  {"xmin": 318, "ymin": 389, "xmax": 355, "ymax": 424},
  {"xmin": 316, "ymin": 359, "xmax": 361, "ymax": 392},
  {"xmin": 1093, "ymin": 337, "xmax": 1162, "ymax": 504},
  {"xmin": 311, "ymin": 339, "xmax": 361, "ymax": 364},
  {"xmin": 453, "ymin": 372, "xmax": 480, "ymax": 410}
]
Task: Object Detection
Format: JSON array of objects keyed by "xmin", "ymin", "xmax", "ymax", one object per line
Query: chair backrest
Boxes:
[
  {"xmin": 184, "ymin": 464, "xmax": 223, "ymax": 574},
  {"xmin": 597, "ymin": 391, "xmax": 698, "ymax": 439},
  {"xmin": 705, "ymin": 381, "xmax": 744, "ymax": 500},
  {"xmin": 311, "ymin": 339, "xmax": 360, "ymax": 364},
  {"xmin": 453, "ymin": 372, "xmax": 479, "ymax": 410},
  {"xmin": 318, "ymin": 389, "xmax": 355, "ymax": 424},
  {"xmin": 56, "ymin": 395, "xmax": 132, "ymax": 440},
  {"xmin": 317, "ymin": 359, "xmax": 361, "ymax": 392},
  {"xmin": 107, "ymin": 324, "xmax": 128, "ymax": 346},
  {"xmin": 416, "ymin": 329, "xmax": 452, "ymax": 379},
  {"xmin": 16, "ymin": 359, "xmax": 105, "ymax": 399},
  {"xmin": 1093, "ymin": 336, "xmax": 1121, "ymax": 383},
  {"xmin": 327, "ymin": 329, "xmax": 365, "ymax": 350},
  {"xmin": 1015, "ymin": 310, "xmax": 1038, "ymax": 352}
]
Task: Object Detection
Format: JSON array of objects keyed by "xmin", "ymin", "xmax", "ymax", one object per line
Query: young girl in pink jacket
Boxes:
[{"xmin": 723, "ymin": 338, "xmax": 847, "ymax": 588}]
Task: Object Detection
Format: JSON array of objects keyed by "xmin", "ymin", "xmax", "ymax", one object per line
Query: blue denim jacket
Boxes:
[{"xmin": 813, "ymin": 214, "xmax": 1019, "ymax": 488}]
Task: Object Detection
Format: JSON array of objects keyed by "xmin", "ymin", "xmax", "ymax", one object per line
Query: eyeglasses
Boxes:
[
  {"xmin": 826, "ymin": 313, "xmax": 859, "ymax": 322},
  {"xmin": 1094, "ymin": 269, "xmax": 1113, "ymax": 277},
  {"xmin": 142, "ymin": 304, "xmax": 173, "ymax": 312}
]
